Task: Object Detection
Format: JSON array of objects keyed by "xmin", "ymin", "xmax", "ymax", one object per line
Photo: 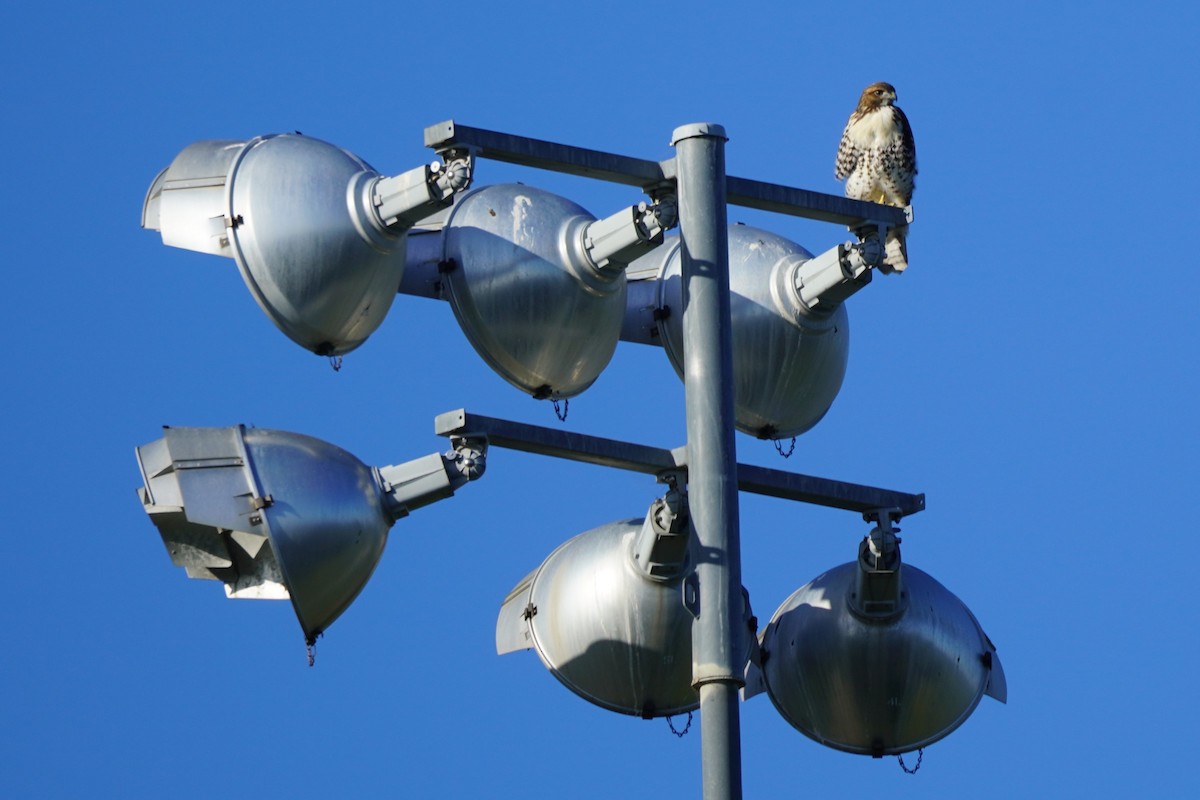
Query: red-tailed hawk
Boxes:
[{"xmin": 835, "ymin": 82, "xmax": 917, "ymax": 272}]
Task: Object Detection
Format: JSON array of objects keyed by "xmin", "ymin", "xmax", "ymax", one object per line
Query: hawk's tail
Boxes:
[{"xmin": 884, "ymin": 225, "xmax": 908, "ymax": 273}]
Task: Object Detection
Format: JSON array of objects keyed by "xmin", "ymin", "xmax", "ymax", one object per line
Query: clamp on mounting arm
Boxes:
[
  {"xmin": 852, "ymin": 508, "xmax": 905, "ymax": 620},
  {"xmin": 774, "ymin": 235, "xmax": 877, "ymax": 320},
  {"xmin": 782, "ymin": 205, "xmax": 912, "ymax": 315},
  {"xmin": 371, "ymin": 149, "xmax": 475, "ymax": 229},
  {"xmin": 632, "ymin": 478, "xmax": 690, "ymax": 579},
  {"xmin": 581, "ymin": 194, "xmax": 678, "ymax": 276},
  {"xmin": 376, "ymin": 435, "xmax": 487, "ymax": 522}
]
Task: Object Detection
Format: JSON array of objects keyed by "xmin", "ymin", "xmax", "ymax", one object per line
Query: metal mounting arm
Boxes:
[
  {"xmin": 424, "ymin": 120, "xmax": 912, "ymax": 229},
  {"xmin": 433, "ymin": 409, "xmax": 925, "ymax": 517}
]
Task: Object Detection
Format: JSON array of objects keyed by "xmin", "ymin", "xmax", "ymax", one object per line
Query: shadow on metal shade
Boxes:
[
  {"xmin": 496, "ymin": 519, "xmax": 699, "ymax": 717},
  {"xmin": 441, "ymin": 184, "xmax": 627, "ymax": 400},
  {"xmin": 645, "ymin": 224, "xmax": 849, "ymax": 439}
]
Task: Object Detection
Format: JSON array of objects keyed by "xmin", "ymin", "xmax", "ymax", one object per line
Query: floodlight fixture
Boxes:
[
  {"xmin": 132, "ymin": 114, "xmax": 1000, "ymax": 800},
  {"xmin": 745, "ymin": 511, "xmax": 1006, "ymax": 757},
  {"xmin": 142, "ymin": 133, "xmax": 473, "ymax": 356},
  {"xmin": 439, "ymin": 184, "xmax": 675, "ymax": 400},
  {"xmin": 136, "ymin": 424, "xmax": 486, "ymax": 644},
  {"xmin": 496, "ymin": 485, "xmax": 752, "ymax": 718},
  {"xmin": 639, "ymin": 223, "xmax": 867, "ymax": 439}
]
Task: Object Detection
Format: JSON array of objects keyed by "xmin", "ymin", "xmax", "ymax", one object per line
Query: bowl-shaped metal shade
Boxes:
[
  {"xmin": 224, "ymin": 134, "xmax": 406, "ymax": 355},
  {"xmin": 441, "ymin": 184, "xmax": 626, "ymax": 399},
  {"xmin": 136, "ymin": 425, "xmax": 392, "ymax": 642},
  {"xmin": 653, "ymin": 224, "xmax": 849, "ymax": 439},
  {"xmin": 497, "ymin": 519, "xmax": 698, "ymax": 717},
  {"xmin": 758, "ymin": 562, "xmax": 1003, "ymax": 756}
]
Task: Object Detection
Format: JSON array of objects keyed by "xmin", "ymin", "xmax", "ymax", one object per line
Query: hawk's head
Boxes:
[{"xmin": 856, "ymin": 82, "xmax": 898, "ymax": 114}]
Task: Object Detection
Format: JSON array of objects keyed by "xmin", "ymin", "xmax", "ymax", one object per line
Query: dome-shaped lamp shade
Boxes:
[
  {"xmin": 136, "ymin": 425, "xmax": 393, "ymax": 643},
  {"xmin": 756, "ymin": 562, "xmax": 1006, "ymax": 756},
  {"xmin": 144, "ymin": 135, "xmax": 407, "ymax": 356},
  {"xmin": 441, "ymin": 184, "xmax": 627, "ymax": 400},
  {"xmin": 496, "ymin": 518, "xmax": 698, "ymax": 717},
  {"xmin": 651, "ymin": 224, "xmax": 849, "ymax": 439},
  {"xmin": 226, "ymin": 135, "xmax": 407, "ymax": 356}
]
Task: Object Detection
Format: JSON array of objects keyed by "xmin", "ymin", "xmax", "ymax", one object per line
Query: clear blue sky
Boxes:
[{"xmin": 3, "ymin": 2, "xmax": 1197, "ymax": 797}]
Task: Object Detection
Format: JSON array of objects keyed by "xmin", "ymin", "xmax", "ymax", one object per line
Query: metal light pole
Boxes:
[{"xmin": 672, "ymin": 123, "xmax": 743, "ymax": 800}]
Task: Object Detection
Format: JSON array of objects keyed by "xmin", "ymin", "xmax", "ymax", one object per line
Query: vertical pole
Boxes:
[{"xmin": 672, "ymin": 123, "xmax": 742, "ymax": 800}]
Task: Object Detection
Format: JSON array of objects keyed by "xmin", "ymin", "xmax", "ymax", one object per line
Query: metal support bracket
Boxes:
[
  {"xmin": 376, "ymin": 435, "xmax": 488, "ymax": 521},
  {"xmin": 434, "ymin": 409, "xmax": 924, "ymax": 517},
  {"xmin": 632, "ymin": 485, "xmax": 691, "ymax": 579},
  {"xmin": 371, "ymin": 151, "xmax": 475, "ymax": 230},
  {"xmin": 852, "ymin": 507, "xmax": 905, "ymax": 619},
  {"xmin": 581, "ymin": 195, "xmax": 678, "ymax": 274},
  {"xmin": 424, "ymin": 120, "xmax": 912, "ymax": 228},
  {"xmin": 787, "ymin": 241, "xmax": 875, "ymax": 314},
  {"xmin": 429, "ymin": 149, "xmax": 475, "ymax": 201}
]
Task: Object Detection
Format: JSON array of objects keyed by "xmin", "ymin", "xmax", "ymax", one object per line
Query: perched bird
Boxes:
[{"xmin": 835, "ymin": 82, "xmax": 917, "ymax": 272}]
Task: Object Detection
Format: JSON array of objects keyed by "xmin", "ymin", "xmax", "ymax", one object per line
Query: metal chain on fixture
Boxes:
[
  {"xmin": 667, "ymin": 711, "xmax": 693, "ymax": 738},
  {"xmin": 552, "ymin": 397, "xmax": 569, "ymax": 422},
  {"xmin": 328, "ymin": 355, "xmax": 343, "ymax": 372},
  {"xmin": 897, "ymin": 748, "xmax": 923, "ymax": 774},
  {"xmin": 773, "ymin": 436, "xmax": 796, "ymax": 458}
]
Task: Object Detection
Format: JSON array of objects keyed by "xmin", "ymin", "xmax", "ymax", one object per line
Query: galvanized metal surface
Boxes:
[
  {"xmin": 136, "ymin": 426, "xmax": 393, "ymax": 643},
  {"xmin": 425, "ymin": 119, "xmax": 909, "ymax": 228},
  {"xmin": 441, "ymin": 184, "xmax": 627, "ymax": 399},
  {"xmin": 142, "ymin": 139, "xmax": 245, "ymax": 256},
  {"xmin": 497, "ymin": 518, "xmax": 700, "ymax": 717},
  {"xmin": 434, "ymin": 409, "xmax": 925, "ymax": 516},
  {"xmin": 223, "ymin": 134, "xmax": 408, "ymax": 356},
  {"xmin": 756, "ymin": 562, "xmax": 1005, "ymax": 756},
  {"xmin": 735, "ymin": 463, "xmax": 924, "ymax": 517},
  {"xmin": 725, "ymin": 175, "xmax": 909, "ymax": 227},
  {"xmin": 143, "ymin": 134, "xmax": 419, "ymax": 356},
  {"xmin": 425, "ymin": 120, "xmax": 667, "ymax": 189},
  {"xmin": 136, "ymin": 120, "xmax": 995, "ymax": 797},
  {"xmin": 651, "ymin": 224, "xmax": 850, "ymax": 439},
  {"xmin": 673, "ymin": 122, "xmax": 744, "ymax": 800}
]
